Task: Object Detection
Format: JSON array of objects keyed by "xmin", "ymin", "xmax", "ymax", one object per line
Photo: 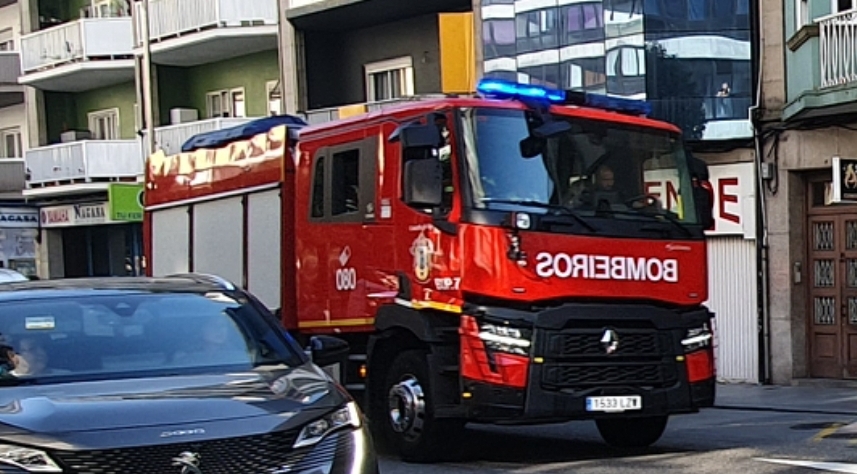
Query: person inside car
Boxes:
[{"xmin": 10, "ymin": 336, "xmax": 69, "ymax": 376}]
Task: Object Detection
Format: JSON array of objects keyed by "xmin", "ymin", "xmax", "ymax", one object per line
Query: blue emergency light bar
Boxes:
[{"xmin": 476, "ymin": 78, "xmax": 652, "ymax": 116}]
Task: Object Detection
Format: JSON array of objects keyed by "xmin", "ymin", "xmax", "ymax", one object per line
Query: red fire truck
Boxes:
[{"xmin": 144, "ymin": 79, "xmax": 717, "ymax": 462}]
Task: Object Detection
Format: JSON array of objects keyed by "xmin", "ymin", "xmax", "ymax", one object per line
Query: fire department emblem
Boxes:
[
  {"xmin": 600, "ymin": 329, "xmax": 619, "ymax": 355},
  {"xmin": 410, "ymin": 231, "xmax": 434, "ymax": 283}
]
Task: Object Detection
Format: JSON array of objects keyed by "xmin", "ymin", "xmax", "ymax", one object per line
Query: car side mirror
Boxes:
[
  {"xmin": 403, "ymin": 158, "xmax": 443, "ymax": 207},
  {"xmin": 308, "ymin": 335, "xmax": 350, "ymax": 368}
]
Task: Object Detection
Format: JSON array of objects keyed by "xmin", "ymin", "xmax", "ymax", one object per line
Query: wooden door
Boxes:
[{"xmin": 808, "ymin": 214, "xmax": 857, "ymax": 379}]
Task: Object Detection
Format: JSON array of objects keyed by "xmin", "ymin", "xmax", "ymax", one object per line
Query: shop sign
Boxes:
[
  {"xmin": 0, "ymin": 208, "xmax": 39, "ymax": 229},
  {"xmin": 832, "ymin": 157, "xmax": 857, "ymax": 203},
  {"xmin": 40, "ymin": 202, "xmax": 117, "ymax": 228},
  {"xmin": 108, "ymin": 183, "xmax": 144, "ymax": 222},
  {"xmin": 644, "ymin": 162, "xmax": 757, "ymax": 239}
]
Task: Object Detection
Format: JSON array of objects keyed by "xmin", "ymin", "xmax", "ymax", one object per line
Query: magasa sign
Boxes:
[{"xmin": 535, "ymin": 252, "xmax": 679, "ymax": 283}]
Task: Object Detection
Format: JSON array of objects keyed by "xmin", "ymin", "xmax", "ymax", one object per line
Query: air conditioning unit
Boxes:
[
  {"xmin": 170, "ymin": 108, "xmax": 199, "ymax": 125},
  {"xmin": 60, "ymin": 130, "xmax": 91, "ymax": 143}
]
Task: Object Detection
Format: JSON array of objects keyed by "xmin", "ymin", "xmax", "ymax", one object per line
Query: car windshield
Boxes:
[
  {"xmin": 0, "ymin": 291, "xmax": 305, "ymax": 383},
  {"xmin": 459, "ymin": 107, "xmax": 699, "ymax": 224}
]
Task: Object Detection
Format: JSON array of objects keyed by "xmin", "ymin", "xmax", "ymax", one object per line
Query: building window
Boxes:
[
  {"xmin": 0, "ymin": 128, "xmax": 22, "ymax": 159},
  {"xmin": 836, "ymin": 0, "xmax": 857, "ymax": 13},
  {"xmin": 796, "ymin": 0, "xmax": 808, "ymax": 28},
  {"xmin": 87, "ymin": 109, "xmax": 120, "ymax": 140},
  {"xmin": 82, "ymin": 0, "xmax": 130, "ymax": 18},
  {"xmin": 516, "ymin": 8, "xmax": 560, "ymax": 53},
  {"xmin": 267, "ymin": 81, "xmax": 283, "ymax": 116},
  {"xmin": 206, "ymin": 88, "xmax": 246, "ymax": 118},
  {"xmin": 0, "ymin": 28, "xmax": 13, "ymax": 51},
  {"xmin": 364, "ymin": 57, "xmax": 414, "ymax": 102}
]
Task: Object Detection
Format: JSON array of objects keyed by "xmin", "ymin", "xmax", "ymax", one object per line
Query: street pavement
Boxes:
[{"xmin": 378, "ymin": 383, "xmax": 857, "ymax": 473}]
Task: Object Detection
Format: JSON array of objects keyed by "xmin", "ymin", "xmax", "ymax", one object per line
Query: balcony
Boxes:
[
  {"xmin": 19, "ymin": 18, "xmax": 135, "ymax": 92},
  {"xmin": 287, "ymin": 0, "xmax": 470, "ymax": 31},
  {"xmin": 0, "ymin": 51, "xmax": 23, "ymax": 108},
  {"xmin": 135, "ymin": 0, "xmax": 278, "ymax": 66},
  {"xmin": 304, "ymin": 96, "xmax": 447, "ymax": 125},
  {"xmin": 24, "ymin": 141, "xmax": 143, "ymax": 198},
  {"xmin": 142, "ymin": 117, "xmax": 257, "ymax": 157},
  {"xmin": 0, "ymin": 159, "xmax": 25, "ymax": 195}
]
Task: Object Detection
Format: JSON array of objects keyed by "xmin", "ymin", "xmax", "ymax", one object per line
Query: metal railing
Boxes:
[
  {"xmin": 135, "ymin": 0, "xmax": 278, "ymax": 46},
  {"xmin": 304, "ymin": 95, "xmax": 450, "ymax": 125},
  {"xmin": 142, "ymin": 117, "xmax": 256, "ymax": 157},
  {"xmin": 19, "ymin": 18, "xmax": 134, "ymax": 73},
  {"xmin": 0, "ymin": 159, "xmax": 25, "ymax": 193},
  {"xmin": 0, "ymin": 52, "xmax": 21, "ymax": 85},
  {"xmin": 819, "ymin": 8, "xmax": 857, "ymax": 88},
  {"xmin": 25, "ymin": 141, "xmax": 142, "ymax": 186}
]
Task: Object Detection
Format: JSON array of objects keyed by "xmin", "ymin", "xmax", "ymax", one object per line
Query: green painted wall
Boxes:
[
  {"xmin": 44, "ymin": 82, "xmax": 137, "ymax": 143},
  {"xmin": 76, "ymin": 82, "xmax": 137, "ymax": 139},
  {"xmin": 157, "ymin": 50, "xmax": 279, "ymax": 123},
  {"xmin": 784, "ymin": 0, "xmax": 837, "ymax": 107}
]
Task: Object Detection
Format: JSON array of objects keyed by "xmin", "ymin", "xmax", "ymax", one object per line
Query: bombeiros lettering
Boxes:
[{"xmin": 535, "ymin": 252, "xmax": 679, "ymax": 283}]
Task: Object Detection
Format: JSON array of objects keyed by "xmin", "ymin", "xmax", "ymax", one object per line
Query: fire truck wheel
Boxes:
[
  {"xmin": 595, "ymin": 415, "xmax": 669, "ymax": 448},
  {"xmin": 381, "ymin": 349, "xmax": 465, "ymax": 463}
]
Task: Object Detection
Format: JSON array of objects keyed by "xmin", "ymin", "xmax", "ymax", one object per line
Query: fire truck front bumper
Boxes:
[{"xmin": 458, "ymin": 302, "xmax": 716, "ymax": 423}]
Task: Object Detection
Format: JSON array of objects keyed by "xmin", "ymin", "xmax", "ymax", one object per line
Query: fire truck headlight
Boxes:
[
  {"xmin": 682, "ymin": 323, "xmax": 712, "ymax": 353},
  {"xmin": 479, "ymin": 323, "xmax": 532, "ymax": 356}
]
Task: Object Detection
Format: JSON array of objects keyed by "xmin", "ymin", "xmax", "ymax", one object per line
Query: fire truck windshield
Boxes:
[{"xmin": 459, "ymin": 106, "xmax": 700, "ymax": 231}]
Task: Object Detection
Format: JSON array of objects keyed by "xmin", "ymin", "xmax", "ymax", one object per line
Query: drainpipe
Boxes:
[
  {"xmin": 141, "ymin": 0, "xmax": 156, "ymax": 155},
  {"xmin": 748, "ymin": 0, "xmax": 771, "ymax": 385}
]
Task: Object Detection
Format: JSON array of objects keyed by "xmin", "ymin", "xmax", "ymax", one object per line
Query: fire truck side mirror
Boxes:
[
  {"xmin": 403, "ymin": 158, "xmax": 443, "ymax": 208},
  {"xmin": 694, "ymin": 182, "xmax": 715, "ymax": 230},
  {"xmin": 391, "ymin": 124, "xmax": 441, "ymax": 149}
]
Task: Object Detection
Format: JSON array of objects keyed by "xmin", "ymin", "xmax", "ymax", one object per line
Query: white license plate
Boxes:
[{"xmin": 586, "ymin": 396, "xmax": 642, "ymax": 412}]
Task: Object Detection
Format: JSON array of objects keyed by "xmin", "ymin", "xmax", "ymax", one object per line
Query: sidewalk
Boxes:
[{"xmin": 715, "ymin": 382, "xmax": 857, "ymax": 416}]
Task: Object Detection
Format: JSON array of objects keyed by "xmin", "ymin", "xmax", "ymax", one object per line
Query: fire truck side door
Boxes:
[{"xmin": 323, "ymin": 135, "xmax": 380, "ymax": 325}]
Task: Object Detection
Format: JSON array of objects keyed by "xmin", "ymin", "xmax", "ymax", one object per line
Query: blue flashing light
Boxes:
[
  {"xmin": 476, "ymin": 78, "xmax": 652, "ymax": 116},
  {"xmin": 570, "ymin": 92, "xmax": 653, "ymax": 117},
  {"xmin": 476, "ymin": 79, "xmax": 567, "ymax": 103}
]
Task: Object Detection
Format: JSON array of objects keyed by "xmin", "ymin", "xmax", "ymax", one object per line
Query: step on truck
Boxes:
[{"xmin": 143, "ymin": 79, "xmax": 718, "ymax": 462}]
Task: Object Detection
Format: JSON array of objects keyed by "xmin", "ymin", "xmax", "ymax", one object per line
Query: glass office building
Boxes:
[{"xmin": 481, "ymin": 0, "xmax": 753, "ymax": 141}]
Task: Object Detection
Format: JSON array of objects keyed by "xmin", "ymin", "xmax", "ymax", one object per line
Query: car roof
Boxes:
[
  {"xmin": 0, "ymin": 275, "xmax": 238, "ymax": 303},
  {"xmin": 0, "ymin": 269, "xmax": 29, "ymax": 283}
]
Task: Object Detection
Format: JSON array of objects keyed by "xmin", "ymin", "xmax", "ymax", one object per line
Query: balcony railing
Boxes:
[
  {"xmin": 142, "ymin": 117, "xmax": 257, "ymax": 157},
  {"xmin": 304, "ymin": 96, "xmax": 449, "ymax": 124},
  {"xmin": 0, "ymin": 52, "xmax": 21, "ymax": 85},
  {"xmin": 25, "ymin": 141, "xmax": 142, "ymax": 187},
  {"xmin": 135, "ymin": 0, "xmax": 278, "ymax": 46},
  {"xmin": 818, "ymin": 9, "xmax": 857, "ymax": 89},
  {"xmin": 0, "ymin": 159, "xmax": 25, "ymax": 193},
  {"xmin": 19, "ymin": 18, "xmax": 134, "ymax": 74}
]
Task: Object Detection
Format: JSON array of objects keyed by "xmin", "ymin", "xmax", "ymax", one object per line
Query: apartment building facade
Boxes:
[
  {"xmin": 0, "ymin": 0, "xmax": 36, "ymax": 278},
  {"xmin": 749, "ymin": 0, "xmax": 857, "ymax": 384},
  {"xmin": 6, "ymin": 0, "xmax": 281, "ymax": 279}
]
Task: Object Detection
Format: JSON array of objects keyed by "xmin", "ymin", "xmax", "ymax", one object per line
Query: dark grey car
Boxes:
[{"xmin": 0, "ymin": 274, "xmax": 379, "ymax": 474}]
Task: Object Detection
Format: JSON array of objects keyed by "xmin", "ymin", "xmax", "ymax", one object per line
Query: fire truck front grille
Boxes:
[
  {"xmin": 544, "ymin": 330, "xmax": 663, "ymax": 358},
  {"xmin": 541, "ymin": 362, "xmax": 677, "ymax": 390},
  {"xmin": 536, "ymin": 327, "xmax": 678, "ymax": 391}
]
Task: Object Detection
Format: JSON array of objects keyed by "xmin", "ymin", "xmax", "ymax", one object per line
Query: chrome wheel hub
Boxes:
[{"xmin": 388, "ymin": 376, "xmax": 425, "ymax": 441}]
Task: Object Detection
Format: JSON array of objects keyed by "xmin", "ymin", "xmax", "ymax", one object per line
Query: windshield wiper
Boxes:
[
  {"xmin": 479, "ymin": 199, "xmax": 598, "ymax": 232},
  {"xmin": 603, "ymin": 207, "xmax": 693, "ymax": 238}
]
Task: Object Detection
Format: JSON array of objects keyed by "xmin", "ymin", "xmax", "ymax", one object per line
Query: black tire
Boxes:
[
  {"xmin": 376, "ymin": 349, "xmax": 465, "ymax": 463},
  {"xmin": 595, "ymin": 415, "xmax": 669, "ymax": 448}
]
